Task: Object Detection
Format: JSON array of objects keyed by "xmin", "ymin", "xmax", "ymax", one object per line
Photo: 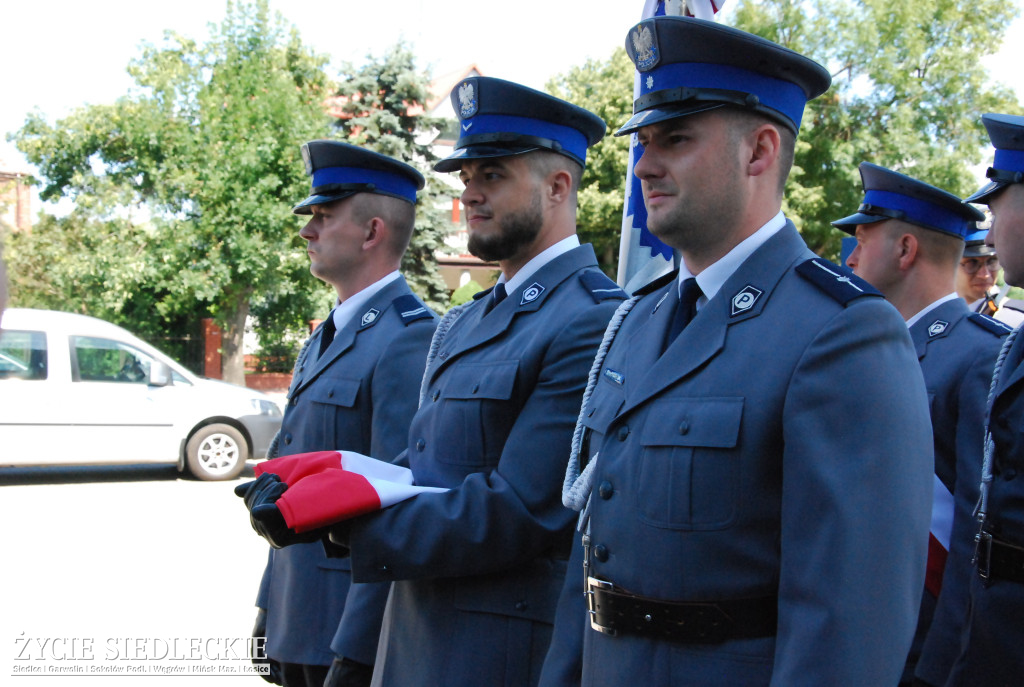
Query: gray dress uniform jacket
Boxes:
[
  {"xmin": 256, "ymin": 276, "xmax": 436, "ymax": 666},
  {"xmin": 907, "ymin": 300, "xmax": 1008, "ymax": 687},
  {"xmin": 945, "ymin": 324, "xmax": 1024, "ymax": 687},
  {"xmin": 564, "ymin": 224, "xmax": 933, "ymax": 687},
  {"xmin": 340, "ymin": 244, "xmax": 624, "ymax": 687}
]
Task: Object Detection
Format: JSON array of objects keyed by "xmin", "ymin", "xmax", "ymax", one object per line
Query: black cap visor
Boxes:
[{"xmin": 830, "ymin": 211, "xmax": 889, "ymax": 235}]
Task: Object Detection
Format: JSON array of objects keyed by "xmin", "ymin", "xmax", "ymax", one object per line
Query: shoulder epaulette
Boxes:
[
  {"xmin": 393, "ymin": 294, "xmax": 435, "ymax": 326},
  {"xmin": 795, "ymin": 257, "xmax": 882, "ymax": 305},
  {"xmin": 968, "ymin": 311, "xmax": 1014, "ymax": 337},
  {"xmin": 634, "ymin": 269, "xmax": 680, "ymax": 297},
  {"xmin": 579, "ymin": 270, "xmax": 628, "ymax": 303},
  {"xmin": 1001, "ymin": 298, "xmax": 1024, "ymax": 314}
]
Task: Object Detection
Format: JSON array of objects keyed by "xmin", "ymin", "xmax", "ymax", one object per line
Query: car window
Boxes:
[
  {"xmin": 71, "ymin": 336, "xmax": 155, "ymax": 384},
  {"xmin": 0, "ymin": 329, "xmax": 47, "ymax": 380}
]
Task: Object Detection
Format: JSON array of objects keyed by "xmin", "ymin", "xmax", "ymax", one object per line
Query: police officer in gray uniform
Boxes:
[
  {"xmin": 945, "ymin": 113, "xmax": 1024, "ymax": 687},
  {"xmin": 832, "ymin": 163, "xmax": 1010, "ymax": 687},
  {"xmin": 242, "ymin": 77, "xmax": 626, "ymax": 686},
  {"xmin": 252, "ymin": 141, "xmax": 436, "ymax": 686},
  {"xmin": 552, "ymin": 17, "xmax": 934, "ymax": 686}
]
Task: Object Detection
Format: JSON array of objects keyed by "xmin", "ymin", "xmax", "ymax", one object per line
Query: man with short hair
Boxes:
[
  {"xmin": 945, "ymin": 112, "xmax": 1024, "ymax": 687},
  {"xmin": 240, "ymin": 77, "xmax": 626, "ymax": 687},
  {"xmin": 251, "ymin": 141, "xmax": 437, "ymax": 687},
  {"xmin": 550, "ymin": 17, "xmax": 933, "ymax": 686},
  {"xmin": 832, "ymin": 163, "xmax": 1010, "ymax": 687}
]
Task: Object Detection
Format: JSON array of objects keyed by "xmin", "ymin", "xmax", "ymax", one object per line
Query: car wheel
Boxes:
[{"xmin": 186, "ymin": 424, "xmax": 247, "ymax": 481}]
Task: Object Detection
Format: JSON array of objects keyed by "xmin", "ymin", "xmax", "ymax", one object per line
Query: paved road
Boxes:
[{"xmin": 0, "ymin": 463, "xmax": 274, "ymax": 684}]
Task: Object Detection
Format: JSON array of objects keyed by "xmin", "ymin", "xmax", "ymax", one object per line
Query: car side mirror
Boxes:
[{"xmin": 149, "ymin": 361, "xmax": 172, "ymax": 387}]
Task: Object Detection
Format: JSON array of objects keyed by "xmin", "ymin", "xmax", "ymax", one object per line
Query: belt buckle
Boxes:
[
  {"xmin": 586, "ymin": 576, "xmax": 618, "ymax": 636},
  {"xmin": 974, "ymin": 530, "xmax": 993, "ymax": 582}
]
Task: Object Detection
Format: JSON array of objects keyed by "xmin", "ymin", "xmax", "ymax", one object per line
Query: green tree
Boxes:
[
  {"xmin": 13, "ymin": 0, "xmax": 334, "ymax": 384},
  {"xmin": 331, "ymin": 44, "xmax": 453, "ymax": 312},
  {"xmin": 732, "ymin": 0, "xmax": 1023, "ymax": 257},
  {"xmin": 547, "ymin": 47, "xmax": 635, "ymax": 276}
]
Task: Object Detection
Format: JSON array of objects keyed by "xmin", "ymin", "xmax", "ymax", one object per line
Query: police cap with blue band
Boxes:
[
  {"xmin": 293, "ymin": 140, "xmax": 424, "ymax": 215},
  {"xmin": 433, "ymin": 76, "xmax": 606, "ymax": 173},
  {"xmin": 965, "ymin": 113, "xmax": 1024, "ymax": 204},
  {"xmin": 963, "ymin": 229, "xmax": 996, "ymax": 258},
  {"xmin": 831, "ymin": 162, "xmax": 983, "ymax": 239},
  {"xmin": 615, "ymin": 16, "xmax": 832, "ymax": 137}
]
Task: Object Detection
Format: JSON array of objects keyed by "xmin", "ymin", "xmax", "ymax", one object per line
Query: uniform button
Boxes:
[
  {"xmin": 327, "ymin": 390, "xmax": 334, "ymax": 398},
  {"xmin": 298, "ymin": 366, "xmax": 304, "ymax": 373},
  {"xmin": 416, "ymin": 439, "xmax": 426, "ymax": 452},
  {"xmin": 1006, "ymin": 468, "xmax": 1018, "ymax": 481},
  {"xmin": 432, "ymin": 390, "xmax": 440, "ymax": 402},
  {"xmin": 514, "ymin": 601, "xmax": 527, "ymax": 612},
  {"xmin": 598, "ymin": 481, "xmax": 614, "ymax": 500},
  {"xmin": 594, "ymin": 544, "xmax": 609, "ymax": 562},
  {"xmin": 472, "ymin": 383, "xmax": 480, "ymax": 394},
  {"xmin": 678, "ymin": 420, "xmax": 690, "ymax": 435},
  {"xmin": 284, "ymin": 434, "xmax": 292, "ymax": 445},
  {"xmin": 617, "ymin": 426, "xmax": 630, "ymax": 441},
  {"xmin": 587, "ymin": 407, "xmax": 595, "ymax": 417}
]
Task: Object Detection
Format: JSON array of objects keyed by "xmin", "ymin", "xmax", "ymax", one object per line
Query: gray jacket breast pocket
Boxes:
[
  {"xmin": 307, "ymin": 378, "xmax": 364, "ymax": 448},
  {"xmin": 435, "ymin": 360, "xmax": 519, "ymax": 466},
  {"xmin": 637, "ymin": 397, "xmax": 744, "ymax": 530}
]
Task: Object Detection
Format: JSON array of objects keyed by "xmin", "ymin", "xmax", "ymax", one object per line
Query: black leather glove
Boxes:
[
  {"xmin": 251, "ymin": 502, "xmax": 323, "ymax": 549},
  {"xmin": 251, "ymin": 608, "xmax": 282, "ymax": 685},
  {"xmin": 234, "ymin": 472, "xmax": 283, "ymax": 511},
  {"xmin": 324, "ymin": 656, "xmax": 374, "ymax": 687}
]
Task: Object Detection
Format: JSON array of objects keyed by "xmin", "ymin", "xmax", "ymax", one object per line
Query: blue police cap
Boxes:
[
  {"xmin": 616, "ymin": 17, "xmax": 831, "ymax": 137},
  {"xmin": 293, "ymin": 140, "xmax": 424, "ymax": 215},
  {"xmin": 831, "ymin": 162, "xmax": 983, "ymax": 239},
  {"xmin": 433, "ymin": 76, "xmax": 606, "ymax": 173},
  {"xmin": 965, "ymin": 114, "xmax": 1024, "ymax": 204},
  {"xmin": 963, "ymin": 229, "xmax": 996, "ymax": 258}
]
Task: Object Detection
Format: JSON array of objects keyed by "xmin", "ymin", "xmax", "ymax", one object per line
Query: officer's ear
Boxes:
[
  {"xmin": 895, "ymin": 232, "xmax": 919, "ymax": 270},
  {"xmin": 546, "ymin": 168, "xmax": 573, "ymax": 205},
  {"xmin": 362, "ymin": 216, "xmax": 387, "ymax": 252},
  {"xmin": 746, "ymin": 123, "xmax": 781, "ymax": 180}
]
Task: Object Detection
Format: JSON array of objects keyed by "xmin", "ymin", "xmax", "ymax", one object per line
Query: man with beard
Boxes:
[
  {"xmin": 549, "ymin": 17, "xmax": 933, "ymax": 686},
  {"xmin": 945, "ymin": 113, "xmax": 1024, "ymax": 687},
  {"xmin": 832, "ymin": 163, "xmax": 1010, "ymax": 687},
  {"xmin": 238, "ymin": 77, "xmax": 625, "ymax": 686}
]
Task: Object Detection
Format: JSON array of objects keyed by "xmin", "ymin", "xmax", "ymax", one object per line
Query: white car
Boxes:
[{"xmin": 0, "ymin": 308, "xmax": 282, "ymax": 480}]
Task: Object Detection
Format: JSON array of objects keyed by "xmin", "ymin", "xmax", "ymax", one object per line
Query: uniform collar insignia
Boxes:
[
  {"xmin": 731, "ymin": 285, "xmax": 764, "ymax": 316},
  {"xmin": 928, "ymin": 320, "xmax": 949, "ymax": 337},
  {"xmin": 361, "ymin": 308, "xmax": 380, "ymax": 327},
  {"xmin": 520, "ymin": 282, "xmax": 546, "ymax": 305}
]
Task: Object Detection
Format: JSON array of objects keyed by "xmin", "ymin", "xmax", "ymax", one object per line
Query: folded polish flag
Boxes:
[{"xmin": 256, "ymin": 450, "xmax": 447, "ymax": 532}]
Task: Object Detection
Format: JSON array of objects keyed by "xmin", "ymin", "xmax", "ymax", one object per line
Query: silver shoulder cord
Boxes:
[
  {"xmin": 562, "ymin": 295, "xmax": 642, "ymax": 533},
  {"xmin": 418, "ymin": 302, "xmax": 471, "ymax": 408},
  {"xmin": 975, "ymin": 325, "xmax": 1022, "ymax": 562}
]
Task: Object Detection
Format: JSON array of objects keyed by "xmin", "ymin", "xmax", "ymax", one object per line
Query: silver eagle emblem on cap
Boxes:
[
  {"xmin": 458, "ymin": 81, "xmax": 477, "ymax": 119},
  {"xmin": 631, "ymin": 24, "xmax": 658, "ymax": 71}
]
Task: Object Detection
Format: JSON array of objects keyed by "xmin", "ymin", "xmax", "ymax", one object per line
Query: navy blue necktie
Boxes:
[
  {"xmin": 317, "ymin": 311, "xmax": 337, "ymax": 359},
  {"xmin": 484, "ymin": 283, "xmax": 507, "ymax": 316},
  {"xmin": 663, "ymin": 278, "xmax": 702, "ymax": 352}
]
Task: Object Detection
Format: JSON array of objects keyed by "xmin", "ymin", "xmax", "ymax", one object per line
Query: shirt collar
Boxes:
[
  {"xmin": 332, "ymin": 271, "xmax": 401, "ymax": 331},
  {"xmin": 906, "ymin": 293, "xmax": 959, "ymax": 329},
  {"xmin": 677, "ymin": 211, "xmax": 786, "ymax": 306},
  {"xmin": 499, "ymin": 235, "xmax": 580, "ymax": 295}
]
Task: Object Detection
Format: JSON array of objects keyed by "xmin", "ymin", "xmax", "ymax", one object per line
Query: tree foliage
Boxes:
[
  {"xmin": 331, "ymin": 44, "xmax": 453, "ymax": 313},
  {"xmin": 13, "ymin": 0, "xmax": 336, "ymax": 382},
  {"xmin": 732, "ymin": 0, "xmax": 1023, "ymax": 257},
  {"xmin": 547, "ymin": 48, "xmax": 636, "ymax": 276}
]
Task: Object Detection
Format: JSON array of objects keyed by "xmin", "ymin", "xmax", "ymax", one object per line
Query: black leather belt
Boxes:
[
  {"xmin": 976, "ymin": 532, "xmax": 1024, "ymax": 584},
  {"xmin": 586, "ymin": 577, "xmax": 777, "ymax": 644}
]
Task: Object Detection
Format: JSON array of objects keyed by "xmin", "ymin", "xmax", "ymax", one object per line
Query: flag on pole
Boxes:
[
  {"xmin": 255, "ymin": 450, "xmax": 448, "ymax": 532},
  {"xmin": 616, "ymin": 0, "xmax": 726, "ymax": 293}
]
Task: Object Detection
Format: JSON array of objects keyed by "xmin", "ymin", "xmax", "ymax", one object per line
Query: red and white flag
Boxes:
[
  {"xmin": 255, "ymin": 451, "xmax": 447, "ymax": 532},
  {"xmin": 926, "ymin": 474, "xmax": 955, "ymax": 597}
]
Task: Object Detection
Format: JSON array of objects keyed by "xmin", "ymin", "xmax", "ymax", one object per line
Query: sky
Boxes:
[{"xmin": 2, "ymin": 0, "xmax": 1023, "ymax": 187}]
